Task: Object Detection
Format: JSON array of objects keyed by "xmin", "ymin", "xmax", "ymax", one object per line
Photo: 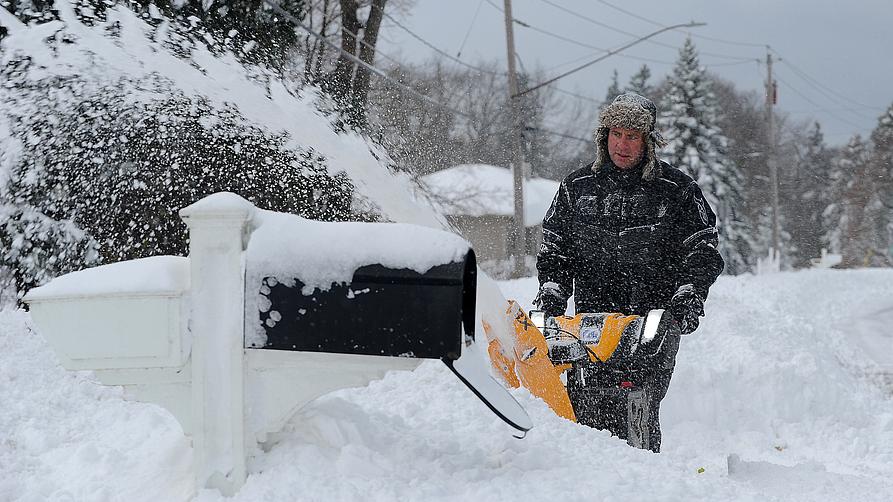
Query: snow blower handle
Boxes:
[{"xmin": 530, "ymin": 309, "xmax": 681, "ymax": 366}]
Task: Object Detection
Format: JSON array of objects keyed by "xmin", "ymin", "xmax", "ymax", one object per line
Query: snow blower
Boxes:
[{"xmin": 484, "ymin": 301, "xmax": 680, "ymax": 450}]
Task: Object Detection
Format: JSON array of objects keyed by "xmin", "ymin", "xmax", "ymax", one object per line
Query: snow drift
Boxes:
[{"xmin": 3, "ymin": 269, "xmax": 893, "ymax": 501}]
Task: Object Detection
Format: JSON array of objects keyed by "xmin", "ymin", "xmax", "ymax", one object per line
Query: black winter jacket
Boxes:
[{"xmin": 536, "ymin": 160, "xmax": 724, "ymax": 316}]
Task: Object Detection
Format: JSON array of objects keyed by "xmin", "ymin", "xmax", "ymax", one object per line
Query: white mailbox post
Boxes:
[
  {"xmin": 24, "ymin": 192, "xmax": 531, "ymax": 497},
  {"xmin": 179, "ymin": 194, "xmax": 253, "ymax": 494}
]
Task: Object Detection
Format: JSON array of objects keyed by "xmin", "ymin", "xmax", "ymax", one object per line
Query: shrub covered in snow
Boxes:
[{"xmin": 0, "ymin": 2, "xmax": 365, "ymax": 301}]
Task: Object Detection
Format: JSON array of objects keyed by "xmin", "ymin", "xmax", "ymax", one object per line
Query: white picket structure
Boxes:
[{"xmin": 25, "ymin": 193, "xmax": 423, "ymax": 496}]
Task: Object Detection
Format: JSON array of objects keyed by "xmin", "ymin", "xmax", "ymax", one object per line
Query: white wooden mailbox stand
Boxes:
[
  {"xmin": 25, "ymin": 193, "xmax": 530, "ymax": 497},
  {"xmin": 26, "ymin": 194, "xmax": 422, "ymax": 495}
]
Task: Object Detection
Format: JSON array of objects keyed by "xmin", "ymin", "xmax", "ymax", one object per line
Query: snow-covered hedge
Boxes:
[{"xmin": 0, "ymin": 1, "xmax": 365, "ymax": 301}]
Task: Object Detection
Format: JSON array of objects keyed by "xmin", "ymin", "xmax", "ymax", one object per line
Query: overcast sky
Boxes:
[{"xmin": 377, "ymin": 0, "xmax": 893, "ymax": 147}]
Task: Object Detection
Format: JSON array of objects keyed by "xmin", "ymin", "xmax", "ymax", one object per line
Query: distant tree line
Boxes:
[
  {"xmin": 648, "ymin": 38, "xmax": 892, "ymax": 271},
  {"xmin": 1, "ymin": 0, "xmax": 891, "ymax": 304}
]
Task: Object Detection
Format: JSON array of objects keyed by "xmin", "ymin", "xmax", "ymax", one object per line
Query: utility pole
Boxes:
[
  {"xmin": 765, "ymin": 49, "xmax": 780, "ymax": 257},
  {"xmin": 502, "ymin": 0, "xmax": 527, "ymax": 278}
]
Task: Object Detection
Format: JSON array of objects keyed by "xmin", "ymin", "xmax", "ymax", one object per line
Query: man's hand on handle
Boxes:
[
  {"xmin": 534, "ymin": 282, "xmax": 567, "ymax": 318},
  {"xmin": 668, "ymin": 284, "xmax": 704, "ymax": 335}
]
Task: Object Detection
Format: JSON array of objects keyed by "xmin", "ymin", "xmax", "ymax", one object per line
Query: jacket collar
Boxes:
[{"xmin": 593, "ymin": 160, "xmax": 646, "ymax": 187}]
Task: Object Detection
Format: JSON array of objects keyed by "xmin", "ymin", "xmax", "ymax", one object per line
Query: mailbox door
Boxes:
[{"xmin": 444, "ymin": 339, "xmax": 534, "ymax": 433}]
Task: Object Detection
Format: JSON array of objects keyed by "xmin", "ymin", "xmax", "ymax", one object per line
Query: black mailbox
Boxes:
[{"xmin": 256, "ymin": 250, "xmax": 477, "ymax": 360}]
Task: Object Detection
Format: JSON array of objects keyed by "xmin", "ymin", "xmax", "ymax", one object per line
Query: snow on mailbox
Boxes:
[
  {"xmin": 24, "ymin": 192, "xmax": 530, "ymax": 497},
  {"xmin": 24, "ymin": 256, "xmax": 190, "ymax": 371}
]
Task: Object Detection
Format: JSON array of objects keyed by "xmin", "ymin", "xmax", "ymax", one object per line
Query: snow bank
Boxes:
[
  {"xmin": 3, "ymin": 4, "xmax": 892, "ymax": 501},
  {"xmin": 662, "ymin": 269, "xmax": 893, "ymax": 478},
  {"xmin": 0, "ymin": 310, "xmax": 193, "ymax": 501},
  {"xmin": 4, "ymin": 269, "xmax": 893, "ymax": 501}
]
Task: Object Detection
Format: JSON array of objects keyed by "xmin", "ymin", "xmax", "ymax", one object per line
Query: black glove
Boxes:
[
  {"xmin": 534, "ymin": 282, "xmax": 567, "ymax": 318},
  {"xmin": 668, "ymin": 284, "xmax": 704, "ymax": 334}
]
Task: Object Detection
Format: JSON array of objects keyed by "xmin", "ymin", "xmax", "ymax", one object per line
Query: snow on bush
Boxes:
[{"xmin": 0, "ymin": 0, "xmax": 394, "ymax": 300}]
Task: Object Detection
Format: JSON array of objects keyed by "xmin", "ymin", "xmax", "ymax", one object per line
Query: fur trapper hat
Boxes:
[{"xmin": 594, "ymin": 92, "xmax": 667, "ymax": 181}]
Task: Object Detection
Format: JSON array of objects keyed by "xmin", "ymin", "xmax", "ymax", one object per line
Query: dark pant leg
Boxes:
[
  {"xmin": 566, "ymin": 334, "xmax": 682, "ymax": 452},
  {"xmin": 645, "ymin": 334, "xmax": 681, "ymax": 453},
  {"xmin": 645, "ymin": 368, "xmax": 673, "ymax": 452}
]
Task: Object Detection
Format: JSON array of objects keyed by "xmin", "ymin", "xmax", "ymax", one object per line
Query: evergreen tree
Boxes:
[
  {"xmin": 625, "ymin": 64, "xmax": 653, "ymax": 98},
  {"xmin": 822, "ymin": 134, "xmax": 869, "ymax": 254},
  {"xmin": 868, "ymin": 102, "xmax": 893, "ymax": 263},
  {"xmin": 658, "ymin": 37, "xmax": 753, "ymax": 274},
  {"xmin": 823, "ymin": 134, "xmax": 889, "ymax": 267},
  {"xmin": 784, "ymin": 122, "xmax": 834, "ymax": 267},
  {"xmin": 604, "ymin": 69, "xmax": 621, "ymax": 105},
  {"xmin": 752, "ymin": 210, "xmax": 793, "ymax": 270}
]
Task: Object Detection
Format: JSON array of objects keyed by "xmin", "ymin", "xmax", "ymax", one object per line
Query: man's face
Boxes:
[{"xmin": 607, "ymin": 127, "xmax": 646, "ymax": 170}]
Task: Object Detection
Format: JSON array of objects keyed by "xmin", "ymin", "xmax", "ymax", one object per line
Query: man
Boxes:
[{"xmin": 535, "ymin": 92, "xmax": 724, "ymax": 451}]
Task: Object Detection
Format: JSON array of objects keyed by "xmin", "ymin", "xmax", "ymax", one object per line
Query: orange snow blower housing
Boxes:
[{"xmin": 484, "ymin": 300, "xmax": 680, "ymax": 448}]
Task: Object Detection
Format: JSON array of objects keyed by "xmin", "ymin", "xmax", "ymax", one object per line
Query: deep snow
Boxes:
[{"xmin": 2, "ymin": 269, "xmax": 893, "ymax": 501}]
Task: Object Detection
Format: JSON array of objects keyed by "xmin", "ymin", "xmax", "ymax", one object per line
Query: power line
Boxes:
[
  {"xmin": 595, "ymin": 0, "xmax": 662, "ymax": 28},
  {"xmin": 565, "ymin": 6, "xmax": 883, "ymax": 136},
  {"xmin": 520, "ymin": 19, "xmax": 608, "ymax": 53},
  {"xmin": 263, "ymin": 0, "xmax": 477, "ymax": 120},
  {"xmin": 782, "ymin": 66, "xmax": 879, "ymax": 122},
  {"xmin": 456, "ymin": 0, "xmax": 485, "ymax": 58},
  {"xmin": 774, "ymin": 75, "xmax": 867, "ymax": 131},
  {"xmin": 550, "ymin": 87, "xmax": 600, "ymax": 104},
  {"xmin": 526, "ymin": 126, "xmax": 590, "ymax": 144},
  {"xmin": 684, "ymin": 31, "xmax": 767, "ymax": 50},
  {"xmin": 705, "ymin": 58, "xmax": 760, "ymax": 68},
  {"xmin": 755, "ymin": 48, "xmax": 881, "ymax": 127},
  {"xmin": 595, "ymin": 0, "xmax": 766, "ymax": 49},
  {"xmin": 537, "ymin": 0, "xmax": 636, "ymax": 36},
  {"xmin": 771, "ymin": 50, "xmax": 879, "ymax": 112},
  {"xmin": 787, "ymin": 107, "xmax": 878, "ymax": 114},
  {"xmin": 534, "ymin": 0, "xmax": 757, "ymax": 62},
  {"xmin": 480, "ymin": 0, "xmax": 611, "ymax": 54},
  {"xmin": 303, "ymin": 2, "xmax": 407, "ymax": 71},
  {"xmin": 381, "ymin": 9, "xmax": 505, "ymax": 77},
  {"xmin": 544, "ymin": 50, "xmax": 673, "ymax": 74},
  {"xmin": 546, "ymin": 48, "xmax": 753, "ymax": 74},
  {"xmin": 516, "ymin": 21, "xmax": 705, "ymax": 98},
  {"xmin": 379, "ymin": 5, "xmax": 601, "ymax": 104},
  {"xmin": 481, "ymin": 0, "xmax": 678, "ymax": 66},
  {"xmin": 262, "ymin": 0, "xmax": 592, "ymax": 151}
]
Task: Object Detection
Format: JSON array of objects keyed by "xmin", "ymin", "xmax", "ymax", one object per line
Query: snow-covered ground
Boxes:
[
  {"xmin": 2, "ymin": 269, "xmax": 893, "ymax": 501},
  {"xmin": 2, "ymin": 5, "xmax": 893, "ymax": 501}
]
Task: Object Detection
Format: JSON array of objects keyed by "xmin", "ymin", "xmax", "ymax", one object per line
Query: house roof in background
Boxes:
[{"xmin": 421, "ymin": 164, "xmax": 559, "ymax": 226}]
